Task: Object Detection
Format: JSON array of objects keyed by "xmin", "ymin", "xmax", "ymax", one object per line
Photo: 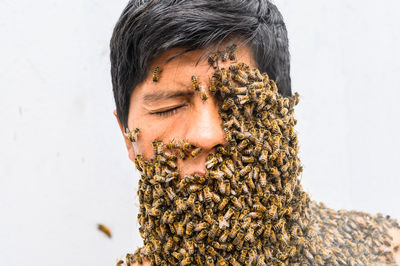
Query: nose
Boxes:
[{"xmin": 185, "ymin": 97, "xmax": 226, "ymax": 154}]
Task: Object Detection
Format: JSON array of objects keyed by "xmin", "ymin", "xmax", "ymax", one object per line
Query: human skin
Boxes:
[{"xmin": 113, "ymin": 45, "xmax": 400, "ymax": 265}]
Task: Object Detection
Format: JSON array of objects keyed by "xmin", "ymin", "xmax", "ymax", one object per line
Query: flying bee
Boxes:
[
  {"xmin": 116, "ymin": 259, "xmax": 124, "ymax": 266},
  {"xmin": 152, "ymin": 66, "xmax": 161, "ymax": 82},
  {"xmin": 124, "ymin": 127, "xmax": 139, "ymax": 142},
  {"xmin": 191, "ymin": 75, "xmax": 200, "ymax": 91},
  {"xmin": 97, "ymin": 224, "xmax": 112, "ymax": 238}
]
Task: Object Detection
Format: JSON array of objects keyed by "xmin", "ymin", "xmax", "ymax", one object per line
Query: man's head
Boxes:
[
  {"xmin": 110, "ymin": 0, "xmax": 290, "ymax": 175},
  {"xmin": 110, "ymin": 0, "xmax": 291, "ymax": 125}
]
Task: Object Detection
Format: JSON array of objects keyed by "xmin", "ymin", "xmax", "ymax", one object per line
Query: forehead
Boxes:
[{"xmin": 130, "ymin": 44, "xmax": 256, "ymax": 104}]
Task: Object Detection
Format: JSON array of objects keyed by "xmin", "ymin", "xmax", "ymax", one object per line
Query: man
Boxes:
[{"xmin": 110, "ymin": 0, "xmax": 400, "ymax": 265}]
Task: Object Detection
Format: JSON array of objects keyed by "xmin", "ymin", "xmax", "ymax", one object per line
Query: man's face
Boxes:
[{"xmin": 118, "ymin": 44, "xmax": 256, "ymax": 177}]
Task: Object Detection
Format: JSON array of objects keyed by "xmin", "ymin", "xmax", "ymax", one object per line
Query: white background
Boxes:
[{"xmin": 1, "ymin": 0, "xmax": 399, "ymax": 265}]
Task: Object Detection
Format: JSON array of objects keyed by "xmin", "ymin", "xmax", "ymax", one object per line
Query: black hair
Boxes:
[{"xmin": 110, "ymin": 0, "xmax": 291, "ymax": 128}]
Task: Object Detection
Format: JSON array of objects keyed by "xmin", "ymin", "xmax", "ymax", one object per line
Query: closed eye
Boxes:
[{"xmin": 152, "ymin": 105, "xmax": 185, "ymax": 117}]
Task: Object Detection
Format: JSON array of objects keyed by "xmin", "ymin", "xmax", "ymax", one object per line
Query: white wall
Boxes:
[{"xmin": 0, "ymin": 0, "xmax": 399, "ymax": 265}]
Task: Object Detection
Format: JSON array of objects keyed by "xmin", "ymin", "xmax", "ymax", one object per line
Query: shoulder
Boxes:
[
  {"xmin": 389, "ymin": 226, "xmax": 400, "ymax": 264},
  {"xmin": 124, "ymin": 259, "xmax": 151, "ymax": 266}
]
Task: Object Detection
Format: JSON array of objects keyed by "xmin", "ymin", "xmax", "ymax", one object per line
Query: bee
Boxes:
[
  {"xmin": 218, "ymin": 216, "xmax": 229, "ymax": 230},
  {"xmin": 175, "ymin": 198, "xmax": 187, "ymax": 214},
  {"xmin": 180, "ymin": 256, "xmax": 192, "ymax": 266},
  {"xmin": 229, "ymin": 257, "xmax": 241, "ymax": 266},
  {"xmin": 116, "ymin": 259, "xmax": 124, "ymax": 266},
  {"xmin": 208, "ymin": 76, "xmax": 217, "ymax": 95},
  {"xmin": 259, "ymin": 171, "xmax": 267, "ymax": 187},
  {"xmin": 203, "ymin": 186, "xmax": 213, "ymax": 203},
  {"xmin": 221, "ymin": 98, "xmax": 235, "ymax": 111},
  {"xmin": 165, "ymin": 187, "xmax": 176, "ymax": 201},
  {"xmin": 200, "ymin": 86, "xmax": 208, "ymax": 101},
  {"xmin": 232, "ymin": 86, "xmax": 247, "ymax": 95},
  {"xmin": 224, "ymin": 207, "xmax": 235, "ymax": 220},
  {"xmin": 220, "ymin": 49, "xmax": 228, "ymax": 62},
  {"xmin": 205, "ymin": 156, "xmax": 219, "ymax": 169},
  {"xmin": 239, "ymin": 165, "xmax": 251, "ymax": 177},
  {"xmin": 208, "ymin": 170, "xmax": 224, "ymax": 181},
  {"xmin": 268, "ymin": 204, "xmax": 277, "ymax": 218},
  {"xmin": 185, "ymin": 221, "xmax": 194, "ymax": 236},
  {"xmin": 194, "ymin": 201, "xmax": 203, "ymax": 217},
  {"xmin": 229, "ymin": 223, "xmax": 241, "ymax": 239},
  {"xmin": 154, "ymin": 183, "xmax": 165, "ymax": 197},
  {"xmin": 206, "ymin": 246, "xmax": 218, "ymax": 257},
  {"xmin": 152, "ymin": 66, "xmax": 161, "ymax": 82},
  {"xmin": 194, "ymin": 222, "xmax": 208, "ymax": 232},
  {"xmin": 148, "ymin": 207, "xmax": 161, "ymax": 217},
  {"xmin": 239, "ymin": 249, "xmax": 248, "ymax": 263},
  {"xmin": 220, "ymin": 68, "xmax": 228, "ymax": 85},
  {"xmin": 208, "ymin": 223, "xmax": 219, "ymax": 239},
  {"xmin": 97, "ymin": 224, "xmax": 111, "ymax": 238},
  {"xmin": 191, "ymin": 75, "xmax": 200, "ymax": 91},
  {"xmin": 124, "ymin": 127, "xmax": 139, "ymax": 142},
  {"xmin": 208, "ymin": 52, "xmax": 219, "ymax": 69},
  {"xmin": 242, "ymin": 155, "xmax": 255, "ymax": 163},
  {"xmin": 228, "ymin": 44, "xmax": 237, "ymax": 60},
  {"xmin": 188, "ymin": 184, "xmax": 202, "ymax": 193},
  {"xmin": 219, "ymin": 230, "xmax": 229, "ymax": 243},
  {"xmin": 230, "ymin": 195, "xmax": 242, "ymax": 210},
  {"xmin": 205, "ymin": 256, "xmax": 215, "ymax": 266},
  {"xmin": 269, "ymin": 167, "xmax": 280, "ymax": 177},
  {"xmin": 236, "ymin": 94, "xmax": 250, "ymax": 105}
]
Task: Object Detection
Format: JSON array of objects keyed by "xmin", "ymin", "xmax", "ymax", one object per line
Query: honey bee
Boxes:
[
  {"xmin": 236, "ymin": 94, "xmax": 250, "ymax": 105},
  {"xmin": 239, "ymin": 249, "xmax": 248, "ymax": 263},
  {"xmin": 205, "ymin": 256, "xmax": 215, "ymax": 266},
  {"xmin": 228, "ymin": 44, "xmax": 237, "ymax": 60},
  {"xmin": 220, "ymin": 68, "xmax": 229, "ymax": 85},
  {"xmin": 181, "ymin": 256, "xmax": 192, "ymax": 266},
  {"xmin": 194, "ymin": 201, "xmax": 203, "ymax": 217},
  {"xmin": 219, "ymin": 230, "xmax": 229, "ymax": 243},
  {"xmin": 206, "ymin": 246, "xmax": 218, "ymax": 257},
  {"xmin": 152, "ymin": 66, "xmax": 161, "ymax": 82},
  {"xmin": 230, "ymin": 195, "xmax": 242, "ymax": 210},
  {"xmin": 205, "ymin": 156, "xmax": 219, "ymax": 169},
  {"xmin": 218, "ymin": 216, "xmax": 229, "ymax": 230},
  {"xmin": 116, "ymin": 259, "xmax": 124, "ymax": 266},
  {"xmin": 200, "ymin": 86, "xmax": 208, "ymax": 101},
  {"xmin": 185, "ymin": 221, "xmax": 194, "ymax": 236},
  {"xmin": 224, "ymin": 207, "xmax": 235, "ymax": 220},
  {"xmin": 191, "ymin": 75, "xmax": 200, "ymax": 91},
  {"xmin": 124, "ymin": 127, "xmax": 140, "ymax": 142},
  {"xmin": 97, "ymin": 224, "xmax": 111, "ymax": 238},
  {"xmin": 188, "ymin": 147, "xmax": 202, "ymax": 158},
  {"xmin": 208, "ymin": 52, "xmax": 219, "ymax": 69}
]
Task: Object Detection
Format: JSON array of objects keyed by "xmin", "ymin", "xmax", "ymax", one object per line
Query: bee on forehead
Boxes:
[
  {"xmin": 208, "ymin": 76, "xmax": 217, "ymax": 95},
  {"xmin": 200, "ymin": 86, "xmax": 208, "ymax": 101},
  {"xmin": 191, "ymin": 75, "xmax": 200, "ymax": 91},
  {"xmin": 208, "ymin": 51, "xmax": 219, "ymax": 69},
  {"xmin": 152, "ymin": 66, "xmax": 161, "ymax": 82}
]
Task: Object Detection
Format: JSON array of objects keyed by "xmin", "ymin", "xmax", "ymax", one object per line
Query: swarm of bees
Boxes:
[{"xmin": 121, "ymin": 48, "xmax": 398, "ymax": 265}]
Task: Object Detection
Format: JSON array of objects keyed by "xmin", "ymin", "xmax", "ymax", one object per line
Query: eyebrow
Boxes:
[{"xmin": 143, "ymin": 89, "xmax": 195, "ymax": 104}]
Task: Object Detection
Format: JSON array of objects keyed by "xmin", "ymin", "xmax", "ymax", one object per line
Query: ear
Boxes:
[{"xmin": 113, "ymin": 109, "xmax": 136, "ymax": 163}]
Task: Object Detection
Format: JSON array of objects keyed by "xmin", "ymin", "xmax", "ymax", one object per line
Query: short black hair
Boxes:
[{"xmin": 110, "ymin": 0, "xmax": 291, "ymax": 128}]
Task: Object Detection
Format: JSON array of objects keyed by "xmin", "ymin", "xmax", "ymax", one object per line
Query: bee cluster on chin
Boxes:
[{"xmin": 123, "ymin": 47, "xmax": 398, "ymax": 266}]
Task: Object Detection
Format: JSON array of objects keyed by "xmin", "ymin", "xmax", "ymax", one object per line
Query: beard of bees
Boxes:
[
  {"xmin": 126, "ymin": 60, "xmax": 311, "ymax": 266},
  {"xmin": 125, "ymin": 60, "xmax": 398, "ymax": 265}
]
